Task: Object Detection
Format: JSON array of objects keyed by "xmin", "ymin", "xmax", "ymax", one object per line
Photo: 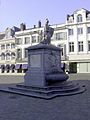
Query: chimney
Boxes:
[
  {"xmin": 38, "ymin": 20, "xmax": 41, "ymax": 27},
  {"xmin": 20, "ymin": 23, "xmax": 26, "ymax": 31},
  {"xmin": 34, "ymin": 25, "xmax": 36, "ymax": 28},
  {"xmin": 67, "ymin": 14, "xmax": 70, "ymax": 20}
]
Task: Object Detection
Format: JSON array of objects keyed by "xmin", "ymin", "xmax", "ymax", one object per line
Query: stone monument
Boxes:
[
  {"xmin": 2, "ymin": 19, "xmax": 85, "ymax": 99},
  {"xmin": 24, "ymin": 19, "xmax": 69, "ymax": 87}
]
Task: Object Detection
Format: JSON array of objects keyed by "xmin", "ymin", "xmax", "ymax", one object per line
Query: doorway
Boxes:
[{"xmin": 69, "ymin": 62, "xmax": 77, "ymax": 73}]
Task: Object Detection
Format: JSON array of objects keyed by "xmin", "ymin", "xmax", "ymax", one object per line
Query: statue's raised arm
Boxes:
[
  {"xmin": 44, "ymin": 19, "xmax": 49, "ymax": 32},
  {"xmin": 40, "ymin": 19, "xmax": 54, "ymax": 45}
]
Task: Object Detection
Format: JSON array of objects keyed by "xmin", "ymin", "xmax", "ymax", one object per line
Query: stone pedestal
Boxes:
[
  {"xmin": 0, "ymin": 19, "xmax": 86, "ymax": 99},
  {"xmin": 24, "ymin": 44, "xmax": 68, "ymax": 87},
  {"xmin": 1, "ymin": 43, "xmax": 85, "ymax": 99}
]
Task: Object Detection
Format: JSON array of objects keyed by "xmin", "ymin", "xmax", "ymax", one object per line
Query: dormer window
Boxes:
[
  {"xmin": 68, "ymin": 16, "xmax": 73, "ymax": 23},
  {"xmin": 77, "ymin": 14, "xmax": 83, "ymax": 22},
  {"xmin": 67, "ymin": 14, "xmax": 74, "ymax": 23},
  {"xmin": 87, "ymin": 14, "xmax": 90, "ymax": 20}
]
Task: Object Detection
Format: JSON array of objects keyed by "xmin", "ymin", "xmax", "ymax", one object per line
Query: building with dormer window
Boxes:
[
  {"xmin": 66, "ymin": 8, "xmax": 90, "ymax": 73},
  {"xmin": 0, "ymin": 26, "xmax": 20, "ymax": 74},
  {"xmin": 1, "ymin": 8, "xmax": 90, "ymax": 74}
]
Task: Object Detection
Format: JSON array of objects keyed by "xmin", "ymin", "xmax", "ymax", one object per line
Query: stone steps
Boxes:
[
  {"xmin": 0, "ymin": 85, "xmax": 86, "ymax": 99},
  {"xmin": 16, "ymin": 81, "xmax": 75, "ymax": 90},
  {"xmin": 9, "ymin": 84, "xmax": 80, "ymax": 94}
]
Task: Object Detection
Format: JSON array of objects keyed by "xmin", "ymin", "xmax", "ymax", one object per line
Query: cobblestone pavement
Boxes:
[{"xmin": 0, "ymin": 74, "xmax": 89, "ymax": 120}]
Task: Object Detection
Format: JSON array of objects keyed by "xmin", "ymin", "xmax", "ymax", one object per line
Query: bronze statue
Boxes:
[{"xmin": 40, "ymin": 19, "xmax": 54, "ymax": 44}]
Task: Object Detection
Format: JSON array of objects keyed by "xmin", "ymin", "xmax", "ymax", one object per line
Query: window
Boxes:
[
  {"xmin": 16, "ymin": 38, "xmax": 22, "ymax": 45},
  {"xmin": 37, "ymin": 36, "xmax": 41, "ymax": 43},
  {"xmin": 25, "ymin": 37, "xmax": 30, "ymax": 44},
  {"xmin": 17, "ymin": 49, "xmax": 22, "ymax": 59},
  {"xmin": 87, "ymin": 27, "xmax": 90, "ymax": 34},
  {"xmin": 11, "ymin": 43, "xmax": 15, "ymax": 49},
  {"xmin": 11, "ymin": 52, "xmax": 15, "ymax": 60},
  {"xmin": 32, "ymin": 36, "xmax": 36, "ymax": 43},
  {"xmin": 61, "ymin": 47, "xmax": 64, "ymax": 56},
  {"xmin": 87, "ymin": 14, "xmax": 90, "ymax": 20},
  {"xmin": 1, "ymin": 44, "xmax": 5, "ymax": 50},
  {"xmin": 57, "ymin": 44, "xmax": 64, "ymax": 56},
  {"xmin": 88, "ymin": 41, "xmax": 90, "ymax": 51},
  {"xmin": 77, "ymin": 14, "xmax": 82, "ymax": 22},
  {"xmin": 6, "ymin": 44, "xmax": 10, "ymax": 49},
  {"xmin": 68, "ymin": 29, "xmax": 73, "ymax": 36},
  {"xmin": 56, "ymin": 33, "xmax": 60, "ymax": 40},
  {"xmin": 69, "ymin": 42, "xmax": 74, "ymax": 52},
  {"xmin": 56, "ymin": 32, "xmax": 67, "ymax": 40},
  {"xmin": 1, "ymin": 53, "xmax": 5, "ymax": 60},
  {"xmin": 6, "ymin": 53, "xmax": 10, "ymax": 60},
  {"xmin": 77, "ymin": 28, "xmax": 83, "ymax": 34},
  {"xmin": 78, "ymin": 41, "xmax": 83, "ymax": 52},
  {"xmin": 25, "ymin": 49, "xmax": 28, "ymax": 58},
  {"xmin": 68, "ymin": 16, "xmax": 74, "ymax": 23}
]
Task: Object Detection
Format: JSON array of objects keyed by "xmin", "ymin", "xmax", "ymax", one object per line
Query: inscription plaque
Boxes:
[{"xmin": 30, "ymin": 54, "xmax": 41, "ymax": 68}]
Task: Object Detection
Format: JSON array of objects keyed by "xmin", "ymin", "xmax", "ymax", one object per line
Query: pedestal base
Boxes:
[
  {"xmin": 0, "ymin": 81, "xmax": 85, "ymax": 99},
  {"xmin": 24, "ymin": 44, "xmax": 68, "ymax": 87}
]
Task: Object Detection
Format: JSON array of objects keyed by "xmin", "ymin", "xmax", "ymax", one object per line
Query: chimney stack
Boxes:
[
  {"xmin": 34, "ymin": 25, "xmax": 36, "ymax": 28},
  {"xmin": 20, "ymin": 23, "xmax": 26, "ymax": 31},
  {"xmin": 38, "ymin": 20, "xmax": 41, "ymax": 27}
]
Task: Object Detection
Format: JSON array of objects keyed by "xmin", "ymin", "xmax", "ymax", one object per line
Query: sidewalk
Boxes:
[
  {"xmin": 0, "ymin": 75, "xmax": 89, "ymax": 120},
  {"xmin": 68, "ymin": 73, "xmax": 90, "ymax": 80}
]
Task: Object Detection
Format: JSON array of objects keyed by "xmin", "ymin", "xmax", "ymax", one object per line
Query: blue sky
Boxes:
[{"xmin": 0, "ymin": 0, "xmax": 90, "ymax": 31}]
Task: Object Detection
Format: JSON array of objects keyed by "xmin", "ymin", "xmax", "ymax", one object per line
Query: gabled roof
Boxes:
[
  {"xmin": 73, "ymin": 8, "xmax": 90, "ymax": 14},
  {"xmin": 12, "ymin": 26, "xmax": 20, "ymax": 32},
  {"xmin": 0, "ymin": 32, "xmax": 5, "ymax": 40}
]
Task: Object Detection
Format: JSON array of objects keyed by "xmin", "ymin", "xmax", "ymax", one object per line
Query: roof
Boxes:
[
  {"xmin": 12, "ymin": 26, "xmax": 20, "ymax": 32},
  {"xmin": 0, "ymin": 33, "xmax": 5, "ymax": 40},
  {"xmin": 74, "ymin": 8, "xmax": 90, "ymax": 14}
]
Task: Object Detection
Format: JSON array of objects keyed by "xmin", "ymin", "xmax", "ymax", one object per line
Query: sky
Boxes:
[{"xmin": 0, "ymin": 0, "xmax": 90, "ymax": 31}]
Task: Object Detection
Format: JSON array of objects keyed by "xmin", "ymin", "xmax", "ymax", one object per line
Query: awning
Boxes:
[
  {"xmin": 22, "ymin": 64, "xmax": 28, "ymax": 69},
  {"xmin": 1, "ymin": 65, "xmax": 5, "ymax": 69},
  {"xmin": 15, "ymin": 64, "xmax": 21, "ymax": 69},
  {"xmin": 11, "ymin": 64, "xmax": 15, "ymax": 69},
  {"xmin": 6, "ymin": 64, "xmax": 10, "ymax": 70}
]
